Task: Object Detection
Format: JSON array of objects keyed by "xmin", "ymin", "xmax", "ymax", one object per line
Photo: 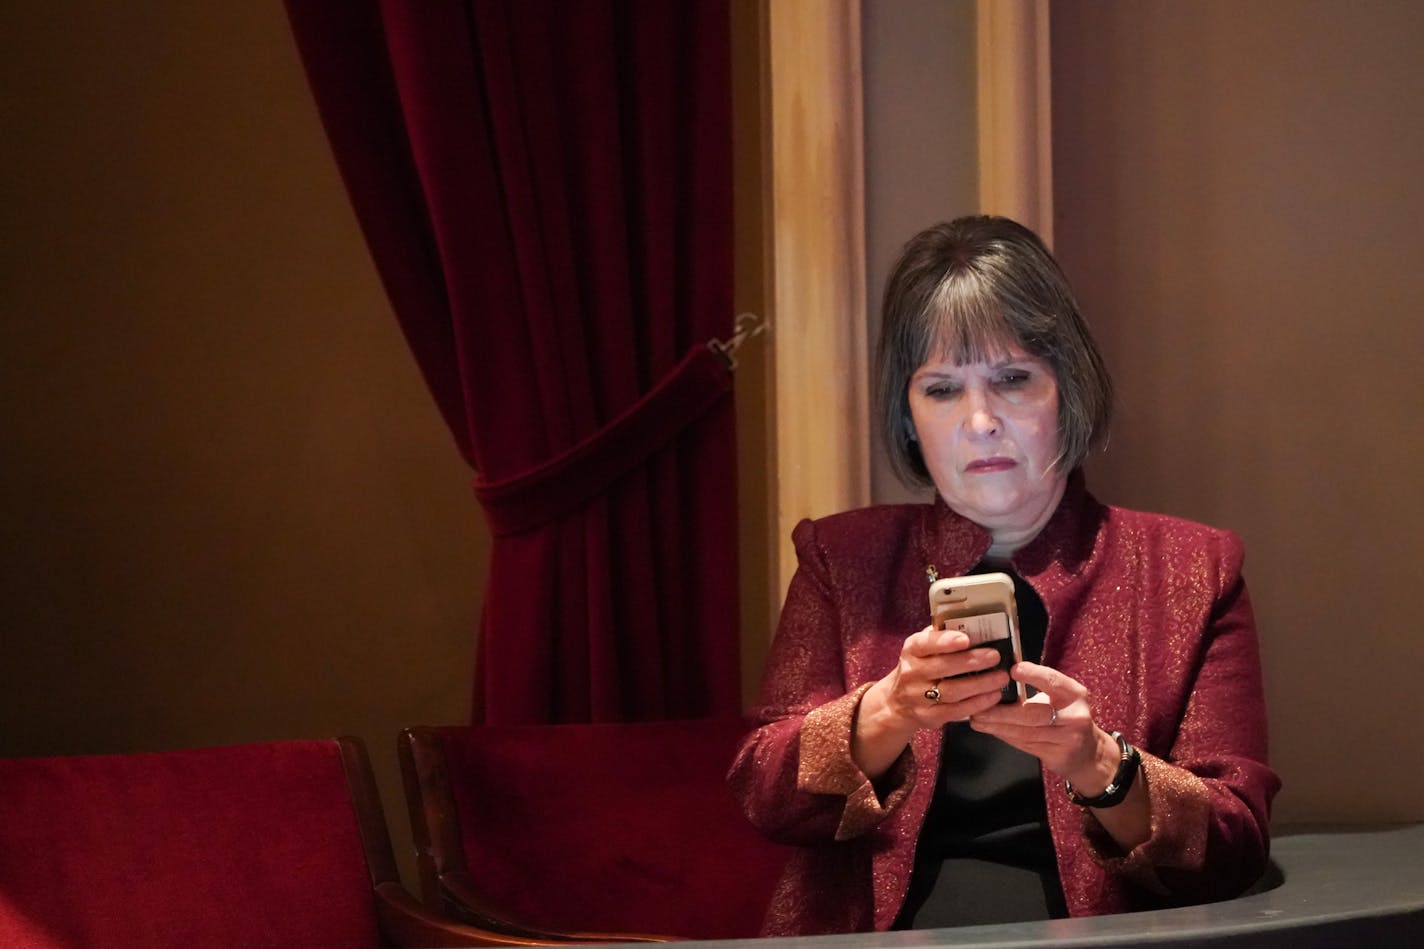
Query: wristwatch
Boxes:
[{"xmin": 1064, "ymin": 731, "xmax": 1141, "ymax": 809}]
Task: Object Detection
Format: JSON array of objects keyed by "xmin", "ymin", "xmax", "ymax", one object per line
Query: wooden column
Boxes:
[
  {"xmin": 764, "ymin": 0, "xmax": 871, "ymax": 614},
  {"xmin": 977, "ymin": 0, "xmax": 1054, "ymax": 245}
]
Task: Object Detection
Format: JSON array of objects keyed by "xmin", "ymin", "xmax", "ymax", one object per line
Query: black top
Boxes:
[{"xmin": 893, "ymin": 568, "xmax": 1068, "ymax": 929}]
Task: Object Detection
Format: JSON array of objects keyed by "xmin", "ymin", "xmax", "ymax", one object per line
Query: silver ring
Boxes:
[
  {"xmin": 924, "ymin": 687, "xmax": 941, "ymax": 704},
  {"xmin": 1047, "ymin": 706, "xmax": 1058, "ymax": 727}
]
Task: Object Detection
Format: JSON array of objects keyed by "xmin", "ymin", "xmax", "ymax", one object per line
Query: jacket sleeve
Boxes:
[
  {"xmin": 1083, "ymin": 530, "xmax": 1281, "ymax": 903},
  {"xmin": 727, "ymin": 518, "xmax": 917, "ymax": 846}
]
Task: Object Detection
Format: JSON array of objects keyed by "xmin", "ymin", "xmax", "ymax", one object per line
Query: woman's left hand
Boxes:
[{"xmin": 968, "ymin": 660, "xmax": 1119, "ymax": 792}]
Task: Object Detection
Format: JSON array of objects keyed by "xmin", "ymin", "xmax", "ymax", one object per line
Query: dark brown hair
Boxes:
[{"xmin": 877, "ymin": 215, "xmax": 1113, "ymax": 486}]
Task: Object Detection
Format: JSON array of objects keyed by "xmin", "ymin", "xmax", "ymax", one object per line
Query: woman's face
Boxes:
[{"xmin": 907, "ymin": 344, "xmax": 1066, "ymax": 540}]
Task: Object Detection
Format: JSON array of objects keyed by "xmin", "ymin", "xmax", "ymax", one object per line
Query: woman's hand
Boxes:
[
  {"xmin": 881, "ymin": 625, "xmax": 1009, "ymax": 724},
  {"xmin": 968, "ymin": 660, "xmax": 1112, "ymax": 784},
  {"xmin": 971, "ymin": 661, "xmax": 1150, "ymax": 849},
  {"xmin": 851, "ymin": 626, "xmax": 1007, "ymax": 778}
]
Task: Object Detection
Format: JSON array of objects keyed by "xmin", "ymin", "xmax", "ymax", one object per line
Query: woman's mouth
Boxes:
[{"xmin": 964, "ymin": 457, "xmax": 1017, "ymax": 473}]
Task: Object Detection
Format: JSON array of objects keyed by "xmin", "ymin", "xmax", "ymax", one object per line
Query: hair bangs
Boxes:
[{"xmin": 925, "ymin": 273, "xmax": 1025, "ymax": 367}]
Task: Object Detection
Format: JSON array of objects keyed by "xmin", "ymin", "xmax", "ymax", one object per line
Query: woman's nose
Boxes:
[{"xmin": 964, "ymin": 391, "xmax": 1001, "ymax": 437}]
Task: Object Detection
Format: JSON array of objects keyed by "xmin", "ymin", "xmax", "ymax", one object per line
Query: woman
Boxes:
[{"xmin": 727, "ymin": 216, "xmax": 1279, "ymax": 935}]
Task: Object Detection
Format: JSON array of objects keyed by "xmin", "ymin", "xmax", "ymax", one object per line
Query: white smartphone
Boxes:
[{"xmin": 928, "ymin": 572, "xmax": 1025, "ymax": 704}]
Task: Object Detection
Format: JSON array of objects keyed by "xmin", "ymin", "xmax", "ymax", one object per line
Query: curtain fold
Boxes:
[{"xmin": 286, "ymin": 0, "xmax": 739, "ymax": 723}]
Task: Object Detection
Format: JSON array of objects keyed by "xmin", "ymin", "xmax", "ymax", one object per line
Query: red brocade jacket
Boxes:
[{"xmin": 727, "ymin": 475, "xmax": 1280, "ymax": 935}]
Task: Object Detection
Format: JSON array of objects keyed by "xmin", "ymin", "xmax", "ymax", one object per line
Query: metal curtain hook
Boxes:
[{"xmin": 709, "ymin": 312, "xmax": 768, "ymax": 370}]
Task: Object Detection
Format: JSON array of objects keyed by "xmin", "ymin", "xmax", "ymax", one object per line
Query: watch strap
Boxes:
[{"xmin": 1064, "ymin": 730, "xmax": 1141, "ymax": 809}]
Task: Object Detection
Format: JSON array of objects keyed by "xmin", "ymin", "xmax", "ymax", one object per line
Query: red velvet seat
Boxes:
[
  {"xmin": 0, "ymin": 737, "xmax": 553, "ymax": 948},
  {"xmin": 399, "ymin": 718, "xmax": 793, "ymax": 942}
]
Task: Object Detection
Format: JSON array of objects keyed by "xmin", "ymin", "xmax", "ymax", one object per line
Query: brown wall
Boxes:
[
  {"xmin": 0, "ymin": 2, "xmax": 484, "ymax": 881},
  {"xmin": 1053, "ymin": 0, "xmax": 1424, "ymax": 821}
]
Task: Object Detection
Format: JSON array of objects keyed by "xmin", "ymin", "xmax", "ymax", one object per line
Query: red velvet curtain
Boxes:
[{"xmin": 285, "ymin": 0, "xmax": 739, "ymax": 723}]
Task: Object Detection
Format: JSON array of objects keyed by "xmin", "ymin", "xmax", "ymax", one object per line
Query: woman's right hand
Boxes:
[{"xmin": 851, "ymin": 626, "xmax": 1007, "ymax": 778}]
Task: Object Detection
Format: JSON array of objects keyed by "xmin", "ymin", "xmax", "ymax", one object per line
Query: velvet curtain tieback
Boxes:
[{"xmin": 472, "ymin": 343, "xmax": 732, "ymax": 537}]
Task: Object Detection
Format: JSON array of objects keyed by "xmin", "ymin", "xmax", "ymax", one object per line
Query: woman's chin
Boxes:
[
  {"xmin": 954, "ymin": 495, "xmax": 1031, "ymax": 527},
  {"xmin": 948, "ymin": 486, "xmax": 1056, "ymax": 533}
]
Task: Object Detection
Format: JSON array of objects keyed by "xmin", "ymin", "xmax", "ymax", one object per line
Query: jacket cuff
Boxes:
[
  {"xmin": 796, "ymin": 682, "xmax": 917, "ymax": 841},
  {"xmin": 1080, "ymin": 750, "xmax": 1212, "ymax": 892}
]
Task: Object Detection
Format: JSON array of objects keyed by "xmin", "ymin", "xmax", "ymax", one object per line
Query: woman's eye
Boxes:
[
  {"xmin": 924, "ymin": 383, "xmax": 960, "ymax": 399},
  {"xmin": 995, "ymin": 370, "xmax": 1030, "ymax": 387}
]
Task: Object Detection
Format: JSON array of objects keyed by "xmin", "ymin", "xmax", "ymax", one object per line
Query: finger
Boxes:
[
  {"xmin": 925, "ymin": 682, "xmax": 1005, "ymax": 723},
  {"xmin": 1034, "ymin": 694, "xmax": 1059, "ymax": 728},
  {"xmin": 1011, "ymin": 661, "xmax": 1087, "ymax": 703},
  {"xmin": 969, "ymin": 716, "xmax": 1058, "ymax": 747},
  {"xmin": 921, "ymin": 647, "xmax": 1003, "ymax": 682},
  {"xmin": 905, "ymin": 626, "xmax": 971, "ymax": 658},
  {"xmin": 930, "ymin": 668, "xmax": 1010, "ymax": 706},
  {"xmin": 968, "ymin": 690, "xmax": 1050, "ymax": 726}
]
